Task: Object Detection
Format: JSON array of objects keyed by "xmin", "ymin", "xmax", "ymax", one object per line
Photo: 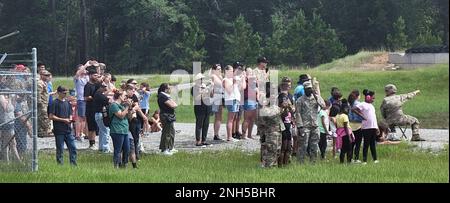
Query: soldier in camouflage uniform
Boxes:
[
  {"xmin": 295, "ymin": 81, "xmax": 326, "ymax": 164},
  {"xmin": 37, "ymin": 70, "xmax": 52, "ymax": 137},
  {"xmin": 380, "ymin": 84, "xmax": 424, "ymax": 141},
  {"xmin": 257, "ymin": 83, "xmax": 284, "ymax": 168}
]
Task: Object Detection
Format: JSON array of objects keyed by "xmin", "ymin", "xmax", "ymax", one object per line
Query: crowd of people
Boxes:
[{"xmin": 1, "ymin": 56, "xmax": 424, "ymax": 169}]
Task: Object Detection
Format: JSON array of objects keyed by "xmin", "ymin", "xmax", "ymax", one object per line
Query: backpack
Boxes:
[
  {"xmin": 103, "ymin": 104, "xmax": 112, "ymax": 127},
  {"xmin": 348, "ymin": 102, "xmax": 363, "ymax": 122}
]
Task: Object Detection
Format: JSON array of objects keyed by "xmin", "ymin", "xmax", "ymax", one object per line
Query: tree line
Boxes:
[{"xmin": 0, "ymin": 0, "xmax": 448, "ymax": 75}]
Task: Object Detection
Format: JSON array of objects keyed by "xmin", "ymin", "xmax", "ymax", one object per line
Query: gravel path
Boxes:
[{"xmin": 36, "ymin": 124, "xmax": 448, "ymax": 153}]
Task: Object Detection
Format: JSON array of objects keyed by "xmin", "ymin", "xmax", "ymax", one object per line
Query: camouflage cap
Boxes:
[{"xmin": 385, "ymin": 84, "xmax": 397, "ymax": 93}]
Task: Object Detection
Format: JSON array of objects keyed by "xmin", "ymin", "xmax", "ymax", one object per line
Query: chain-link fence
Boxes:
[{"xmin": 0, "ymin": 48, "xmax": 38, "ymax": 172}]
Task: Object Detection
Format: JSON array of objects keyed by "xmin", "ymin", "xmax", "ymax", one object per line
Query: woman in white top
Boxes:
[
  {"xmin": 231, "ymin": 62, "xmax": 246, "ymax": 139},
  {"xmin": 210, "ymin": 64, "xmax": 224, "ymax": 141},
  {"xmin": 223, "ymin": 65, "xmax": 243, "ymax": 142}
]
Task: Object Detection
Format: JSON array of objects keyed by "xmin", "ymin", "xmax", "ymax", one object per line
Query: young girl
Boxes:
[
  {"xmin": 335, "ymin": 100, "xmax": 354, "ymax": 164},
  {"xmin": 318, "ymin": 100, "xmax": 331, "ymax": 160},
  {"xmin": 356, "ymin": 89, "xmax": 379, "ymax": 164},
  {"xmin": 329, "ymin": 103, "xmax": 340, "ymax": 159},
  {"xmin": 139, "ymin": 82, "xmax": 151, "ymax": 116},
  {"xmin": 148, "ymin": 110, "xmax": 162, "ymax": 133}
]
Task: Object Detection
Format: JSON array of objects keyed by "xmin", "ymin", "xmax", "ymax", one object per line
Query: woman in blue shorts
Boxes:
[{"xmin": 241, "ymin": 68, "xmax": 258, "ymax": 139}]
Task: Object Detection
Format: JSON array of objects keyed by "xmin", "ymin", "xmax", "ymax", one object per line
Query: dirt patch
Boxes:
[{"xmin": 360, "ymin": 53, "xmax": 392, "ymax": 70}]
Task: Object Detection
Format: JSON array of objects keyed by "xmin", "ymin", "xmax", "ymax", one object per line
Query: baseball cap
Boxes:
[{"xmin": 15, "ymin": 64, "xmax": 26, "ymax": 71}]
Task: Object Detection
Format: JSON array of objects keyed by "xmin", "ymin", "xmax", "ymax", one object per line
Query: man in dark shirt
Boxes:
[
  {"xmin": 93, "ymin": 84, "xmax": 111, "ymax": 153},
  {"xmin": 49, "ymin": 86, "xmax": 77, "ymax": 166},
  {"xmin": 84, "ymin": 67, "xmax": 100, "ymax": 149}
]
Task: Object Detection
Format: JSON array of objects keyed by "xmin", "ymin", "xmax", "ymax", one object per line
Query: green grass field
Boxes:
[
  {"xmin": 0, "ymin": 144, "xmax": 448, "ymax": 183},
  {"xmin": 53, "ymin": 53, "xmax": 449, "ymax": 128}
]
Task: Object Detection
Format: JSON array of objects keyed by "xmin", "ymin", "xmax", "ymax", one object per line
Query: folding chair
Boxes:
[{"xmin": 398, "ymin": 125, "xmax": 408, "ymax": 140}]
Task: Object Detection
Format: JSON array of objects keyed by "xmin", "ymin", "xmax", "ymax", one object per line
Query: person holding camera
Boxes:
[
  {"xmin": 192, "ymin": 73, "xmax": 213, "ymax": 147},
  {"xmin": 49, "ymin": 86, "xmax": 77, "ymax": 166},
  {"xmin": 231, "ymin": 62, "xmax": 246, "ymax": 140},
  {"xmin": 74, "ymin": 64, "xmax": 89, "ymax": 141},
  {"xmin": 139, "ymin": 82, "xmax": 151, "ymax": 116},
  {"xmin": 125, "ymin": 85, "xmax": 146, "ymax": 162},
  {"xmin": 109, "ymin": 90, "xmax": 132, "ymax": 168},
  {"xmin": 94, "ymin": 84, "xmax": 111, "ymax": 153},
  {"xmin": 84, "ymin": 66, "xmax": 101, "ymax": 149},
  {"xmin": 210, "ymin": 64, "xmax": 224, "ymax": 141}
]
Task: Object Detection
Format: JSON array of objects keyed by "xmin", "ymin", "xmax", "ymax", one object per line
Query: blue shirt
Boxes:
[
  {"xmin": 139, "ymin": 91, "xmax": 151, "ymax": 110},
  {"xmin": 293, "ymin": 85, "xmax": 304, "ymax": 101},
  {"xmin": 48, "ymin": 82, "xmax": 53, "ymax": 106}
]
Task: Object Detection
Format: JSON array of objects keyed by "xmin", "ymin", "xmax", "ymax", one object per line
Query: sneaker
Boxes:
[
  {"xmin": 162, "ymin": 150, "xmax": 173, "ymax": 156},
  {"xmin": 170, "ymin": 149, "xmax": 178, "ymax": 153},
  {"xmin": 354, "ymin": 160, "xmax": 362, "ymax": 164},
  {"xmin": 362, "ymin": 162, "xmax": 367, "ymax": 165},
  {"xmin": 195, "ymin": 143, "xmax": 204, "ymax": 147},
  {"xmin": 139, "ymin": 144, "xmax": 146, "ymax": 153},
  {"xmin": 374, "ymin": 160, "xmax": 379, "ymax": 164},
  {"xmin": 88, "ymin": 144, "xmax": 97, "ymax": 150},
  {"xmin": 235, "ymin": 132, "xmax": 242, "ymax": 139},
  {"xmin": 213, "ymin": 135, "xmax": 223, "ymax": 141},
  {"xmin": 202, "ymin": 142, "xmax": 211, "ymax": 146},
  {"xmin": 227, "ymin": 138, "xmax": 239, "ymax": 142}
]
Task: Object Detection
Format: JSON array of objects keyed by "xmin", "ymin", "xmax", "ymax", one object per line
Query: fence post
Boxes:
[{"xmin": 31, "ymin": 48, "xmax": 38, "ymax": 172}]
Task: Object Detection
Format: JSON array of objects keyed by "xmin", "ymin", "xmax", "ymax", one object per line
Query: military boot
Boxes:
[{"xmin": 411, "ymin": 134, "xmax": 425, "ymax": 141}]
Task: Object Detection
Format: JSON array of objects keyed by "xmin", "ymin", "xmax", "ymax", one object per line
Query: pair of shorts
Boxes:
[
  {"xmin": 243, "ymin": 100, "xmax": 258, "ymax": 111},
  {"xmin": 225, "ymin": 99, "xmax": 240, "ymax": 113},
  {"xmin": 211, "ymin": 98, "xmax": 225, "ymax": 113},
  {"xmin": 86, "ymin": 110, "xmax": 98, "ymax": 131},
  {"xmin": 211, "ymin": 104, "xmax": 221, "ymax": 113},
  {"xmin": 77, "ymin": 100, "xmax": 86, "ymax": 117}
]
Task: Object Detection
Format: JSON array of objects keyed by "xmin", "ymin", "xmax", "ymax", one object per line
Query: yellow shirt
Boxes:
[{"xmin": 336, "ymin": 114, "xmax": 349, "ymax": 128}]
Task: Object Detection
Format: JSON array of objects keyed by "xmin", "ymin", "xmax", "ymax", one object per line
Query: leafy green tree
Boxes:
[
  {"xmin": 386, "ymin": 16, "xmax": 409, "ymax": 51},
  {"xmin": 413, "ymin": 30, "xmax": 443, "ymax": 46},
  {"xmin": 264, "ymin": 12, "xmax": 288, "ymax": 65},
  {"xmin": 223, "ymin": 15, "xmax": 261, "ymax": 65},
  {"xmin": 283, "ymin": 10, "xmax": 308, "ymax": 65},
  {"xmin": 304, "ymin": 13, "xmax": 346, "ymax": 66},
  {"xmin": 162, "ymin": 17, "xmax": 207, "ymax": 72}
]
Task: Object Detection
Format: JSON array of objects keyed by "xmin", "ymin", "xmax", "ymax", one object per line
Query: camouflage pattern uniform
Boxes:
[
  {"xmin": 37, "ymin": 77, "xmax": 50, "ymax": 137},
  {"xmin": 295, "ymin": 89, "xmax": 325, "ymax": 164},
  {"xmin": 380, "ymin": 85, "xmax": 423, "ymax": 141},
  {"xmin": 257, "ymin": 104, "xmax": 284, "ymax": 168}
]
